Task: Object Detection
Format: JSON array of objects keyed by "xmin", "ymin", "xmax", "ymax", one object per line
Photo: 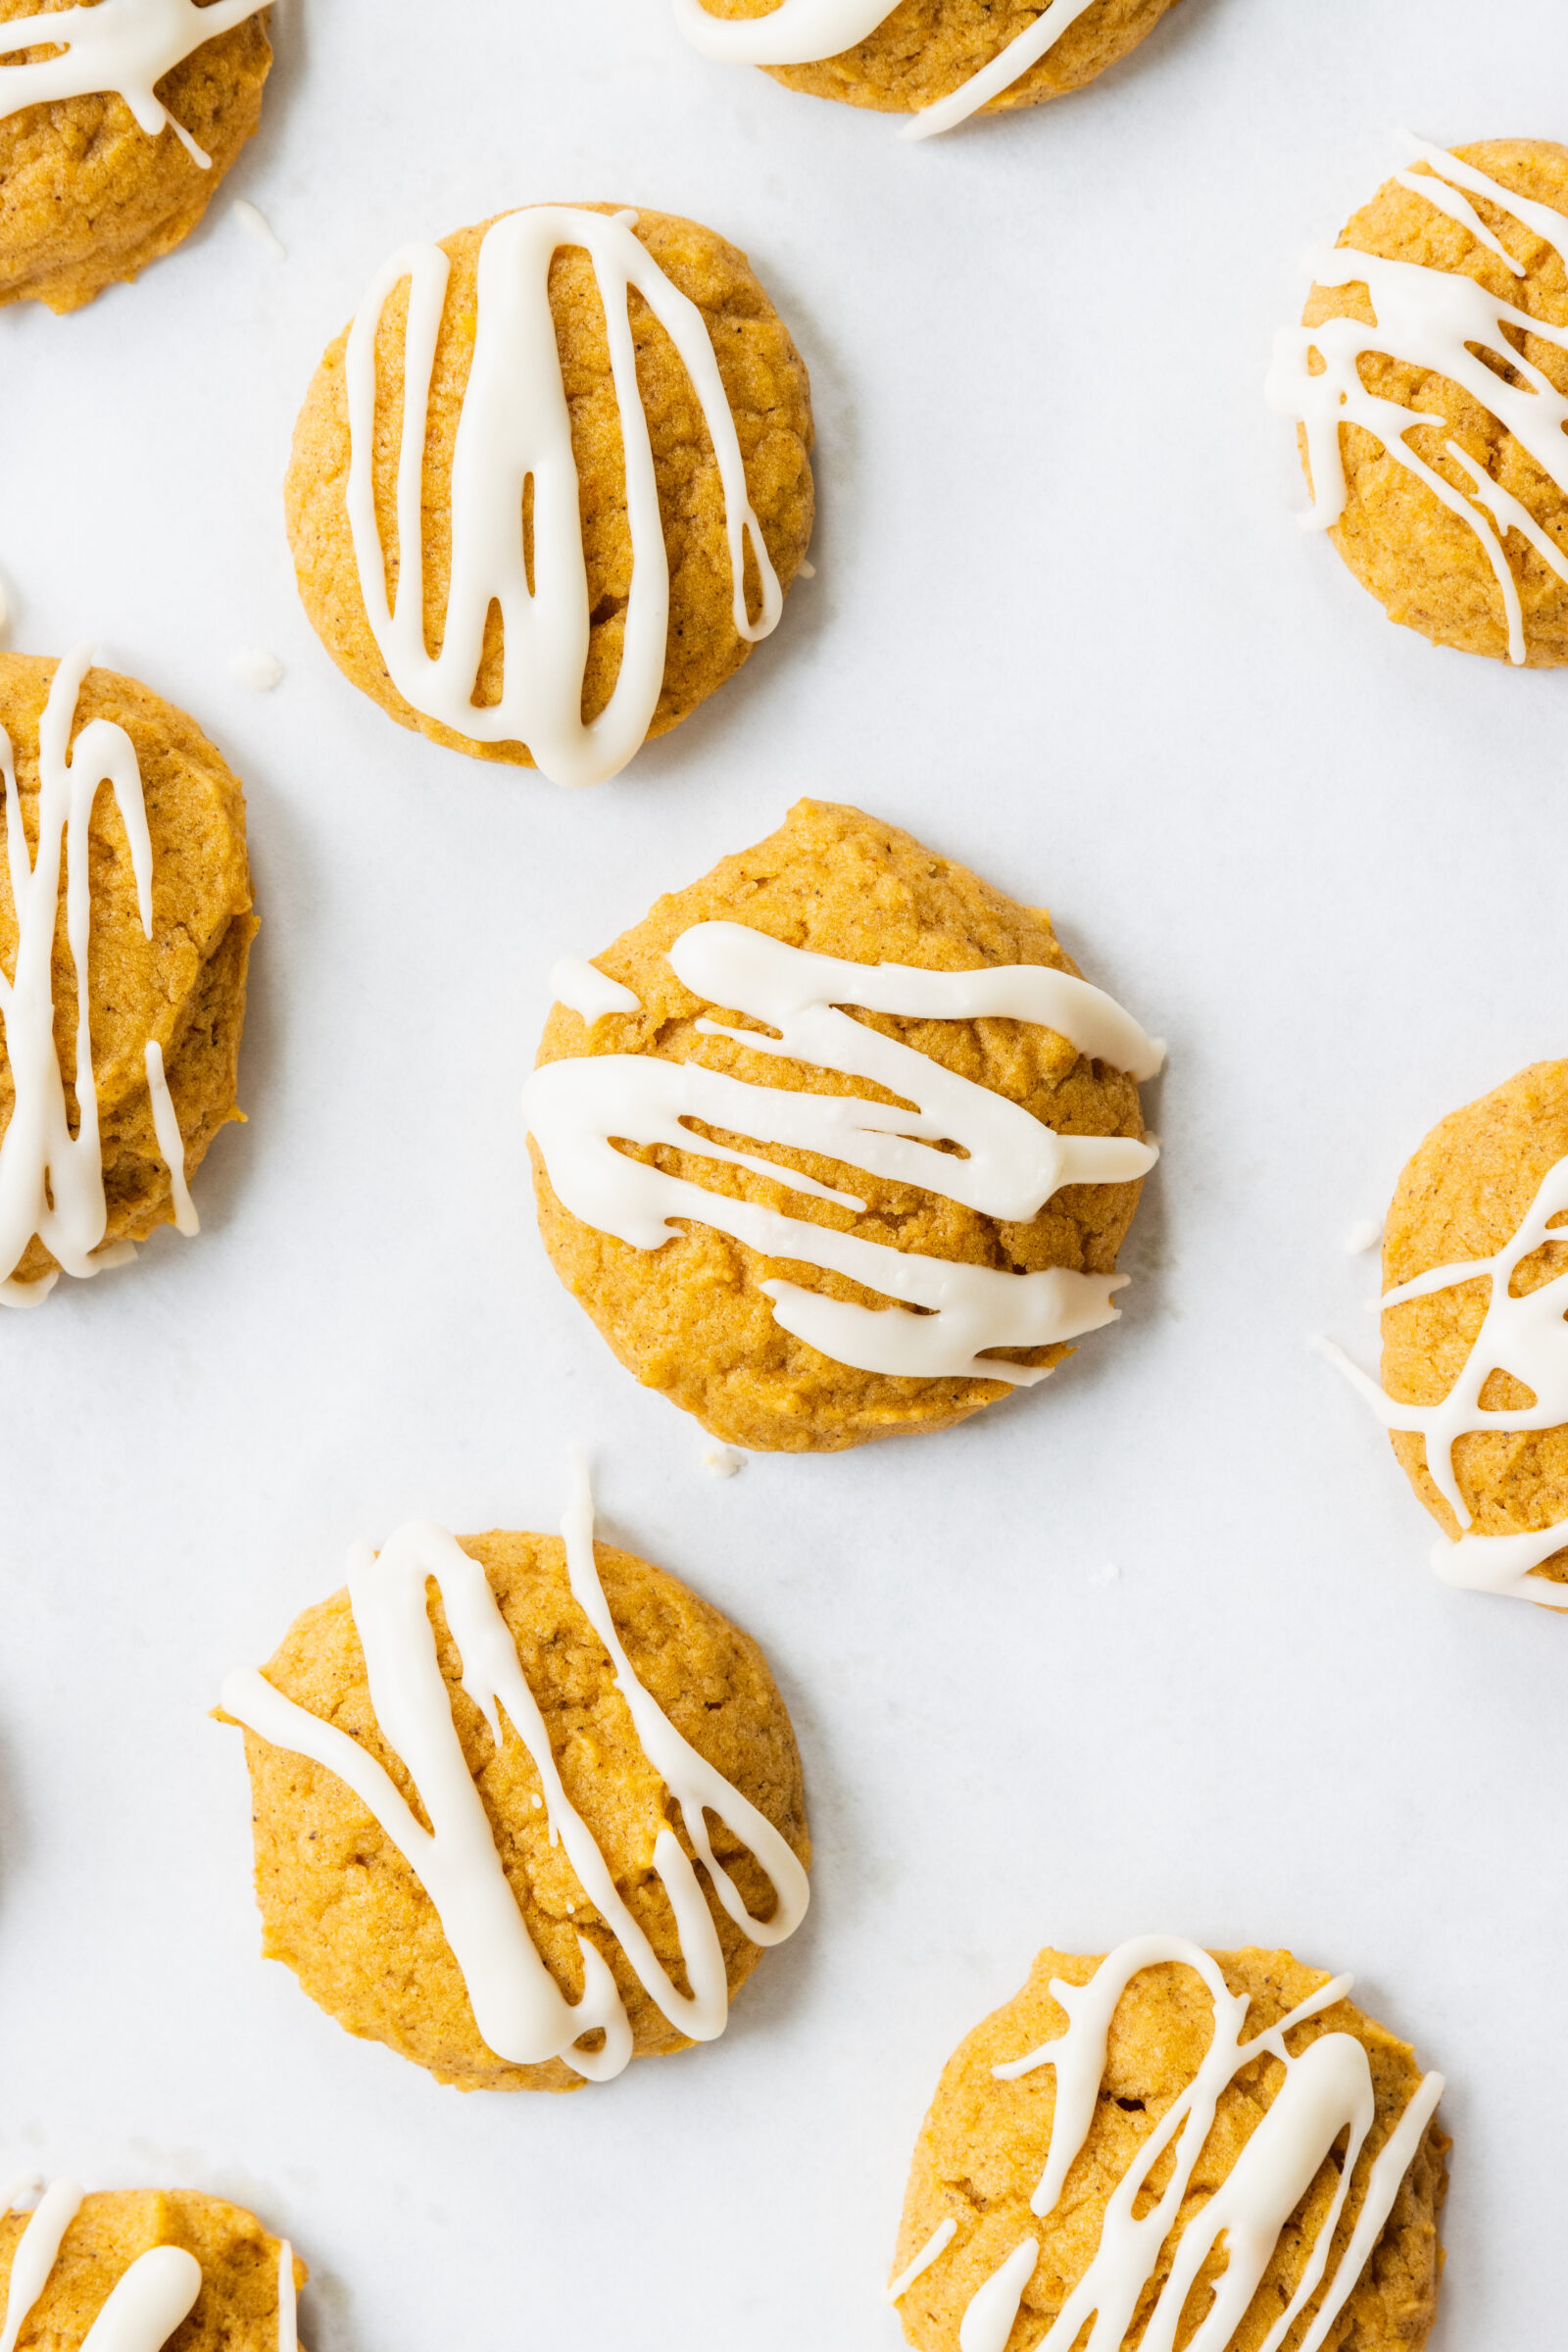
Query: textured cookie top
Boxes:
[
  {"xmin": 0, "ymin": 2187, "xmax": 304, "ymax": 2352},
  {"xmin": 684, "ymin": 0, "xmax": 1181, "ymax": 126},
  {"xmin": 0, "ymin": 0, "xmax": 272, "ymax": 313},
  {"xmin": 225, "ymin": 1519, "xmax": 809, "ymax": 2093},
  {"xmin": 1280, "ymin": 139, "xmax": 1568, "ymax": 664},
  {"xmin": 530, "ymin": 799, "xmax": 1156, "ymax": 1453},
  {"xmin": 0, "ymin": 652, "xmax": 254, "ymax": 1292},
  {"xmin": 891, "ymin": 1941, "xmax": 1446, "ymax": 2352},
  {"xmin": 1378, "ymin": 1060, "xmax": 1568, "ymax": 1592},
  {"xmin": 284, "ymin": 203, "xmax": 813, "ymax": 780}
]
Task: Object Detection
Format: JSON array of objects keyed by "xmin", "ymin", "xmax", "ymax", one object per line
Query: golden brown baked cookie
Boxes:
[
  {"xmin": 0, "ymin": 0, "xmax": 272, "ymax": 314},
  {"xmin": 1381, "ymin": 1060, "xmax": 1568, "ymax": 1590},
  {"xmin": 1289, "ymin": 139, "xmax": 1568, "ymax": 664},
  {"xmin": 892, "ymin": 1943, "xmax": 1447, "ymax": 2352},
  {"xmin": 222, "ymin": 1526, "xmax": 809, "ymax": 2093},
  {"xmin": 688, "ymin": 0, "xmax": 1182, "ymax": 123},
  {"xmin": 0, "ymin": 2187, "xmax": 305, "ymax": 2351},
  {"xmin": 527, "ymin": 799, "xmax": 1155, "ymax": 1454},
  {"xmin": 0, "ymin": 652, "xmax": 255, "ymax": 1297},
  {"xmin": 284, "ymin": 202, "xmax": 813, "ymax": 776}
]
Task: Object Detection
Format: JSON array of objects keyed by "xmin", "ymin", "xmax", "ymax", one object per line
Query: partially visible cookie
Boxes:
[
  {"xmin": 220, "ymin": 1487, "xmax": 810, "ymax": 2092},
  {"xmin": 891, "ymin": 1938, "xmax": 1447, "ymax": 2352},
  {"xmin": 526, "ymin": 799, "xmax": 1161, "ymax": 1453},
  {"xmin": 0, "ymin": 0, "xmax": 273, "ymax": 313},
  {"xmin": 1270, "ymin": 138, "xmax": 1568, "ymax": 664},
  {"xmin": 0, "ymin": 2183, "xmax": 305, "ymax": 2352},
  {"xmin": 0, "ymin": 650, "xmax": 255, "ymax": 1302}
]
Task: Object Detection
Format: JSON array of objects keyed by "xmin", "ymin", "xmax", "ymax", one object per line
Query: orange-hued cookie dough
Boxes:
[
  {"xmin": 1296, "ymin": 140, "xmax": 1568, "ymax": 664},
  {"xmin": 0, "ymin": 654, "xmax": 255, "ymax": 1295},
  {"xmin": 893, "ymin": 1945, "xmax": 1447, "ymax": 2352},
  {"xmin": 0, "ymin": 2188, "xmax": 305, "ymax": 2351},
  {"xmin": 0, "ymin": 0, "xmax": 272, "ymax": 313},
  {"xmin": 692, "ymin": 0, "xmax": 1181, "ymax": 122},
  {"xmin": 529, "ymin": 800, "xmax": 1152, "ymax": 1454},
  {"xmin": 223, "ymin": 1528, "xmax": 809, "ymax": 2092},
  {"xmin": 1381, "ymin": 1059, "xmax": 1568, "ymax": 1589},
  {"xmin": 284, "ymin": 203, "xmax": 813, "ymax": 772}
]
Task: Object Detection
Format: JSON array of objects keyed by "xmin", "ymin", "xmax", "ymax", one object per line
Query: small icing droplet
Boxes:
[
  {"xmin": 700, "ymin": 1446, "xmax": 743, "ymax": 1478},
  {"xmin": 1346, "ymin": 1218, "xmax": 1384, "ymax": 1255},
  {"xmin": 1090, "ymin": 1561, "xmax": 1120, "ymax": 1587},
  {"xmin": 229, "ymin": 650, "xmax": 283, "ymax": 692},
  {"xmin": 797, "ymin": 559, "xmax": 816, "ymax": 578},
  {"xmin": 231, "ymin": 198, "xmax": 286, "ymax": 260}
]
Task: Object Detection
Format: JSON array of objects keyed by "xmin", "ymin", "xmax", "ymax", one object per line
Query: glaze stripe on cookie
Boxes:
[
  {"xmin": 900, "ymin": 1936, "xmax": 1443, "ymax": 2352},
  {"xmin": 1267, "ymin": 138, "xmax": 1568, "ymax": 666},
  {"xmin": 525, "ymin": 922, "xmax": 1161, "ymax": 1384},
  {"xmin": 0, "ymin": 0, "xmax": 268, "ymax": 170},
  {"xmin": 345, "ymin": 207, "xmax": 782, "ymax": 790},
  {"xmin": 0, "ymin": 2184, "xmax": 201, "ymax": 2352},
  {"xmin": 671, "ymin": 0, "xmax": 1100, "ymax": 141},
  {"xmin": 0, "ymin": 647, "xmax": 195, "ymax": 1304},
  {"xmin": 1321, "ymin": 1149, "xmax": 1568, "ymax": 1600},
  {"xmin": 220, "ymin": 1454, "xmax": 808, "ymax": 2082}
]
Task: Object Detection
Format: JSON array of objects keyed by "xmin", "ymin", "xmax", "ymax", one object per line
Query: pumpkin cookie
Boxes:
[
  {"xmin": 0, "ymin": 648, "xmax": 255, "ymax": 1303},
  {"xmin": 890, "ymin": 1937, "xmax": 1447, "ymax": 2352},
  {"xmin": 1268, "ymin": 137, "xmax": 1568, "ymax": 665},
  {"xmin": 524, "ymin": 799, "xmax": 1162, "ymax": 1453},
  {"xmin": 0, "ymin": 0, "xmax": 272, "ymax": 313},
  {"xmin": 0, "ymin": 2181, "xmax": 304, "ymax": 2352},
  {"xmin": 219, "ymin": 1463, "xmax": 810, "ymax": 2093},
  {"xmin": 673, "ymin": 0, "xmax": 1183, "ymax": 141},
  {"xmin": 1322, "ymin": 1060, "xmax": 1568, "ymax": 1605},
  {"xmin": 284, "ymin": 202, "xmax": 813, "ymax": 787}
]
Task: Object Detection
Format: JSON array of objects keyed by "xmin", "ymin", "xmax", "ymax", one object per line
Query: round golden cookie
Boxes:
[
  {"xmin": 892, "ymin": 1945, "xmax": 1447, "ymax": 2352},
  {"xmin": 0, "ymin": 653, "xmax": 256, "ymax": 1295},
  {"xmin": 0, "ymin": 2188, "xmax": 305, "ymax": 2351},
  {"xmin": 284, "ymin": 203, "xmax": 814, "ymax": 772},
  {"xmin": 0, "ymin": 0, "xmax": 272, "ymax": 314},
  {"xmin": 529, "ymin": 799, "xmax": 1152, "ymax": 1454},
  {"xmin": 224, "ymin": 1528, "xmax": 809, "ymax": 2093},
  {"xmin": 1381, "ymin": 1059, "xmax": 1568, "ymax": 1591},
  {"xmin": 693, "ymin": 0, "xmax": 1182, "ymax": 121},
  {"xmin": 1298, "ymin": 139, "xmax": 1568, "ymax": 664}
]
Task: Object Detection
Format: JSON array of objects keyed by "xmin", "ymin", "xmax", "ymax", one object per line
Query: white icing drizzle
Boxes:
[
  {"xmin": 1322, "ymin": 1148, "xmax": 1568, "ymax": 1602},
  {"xmin": 220, "ymin": 1453, "xmax": 808, "ymax": 2082},
  {"xmin": 1267, "ymin": 138, "xmax": 1568, "ymax": 665},
  {"xmin": 1, "ymin": 2185, "xmax": 201, "ymax": 2352},
  {"xmin": 143, "ymin": 1041, "xmax": 198, "ymax": 1237},
  {"xmin": 275, "ymin": 2239, "xmax": 295, "ymax": 2352},
  {"xmin": 549, "ymin": 956, "xmax": 642, "ymax": 1025},
  {"xmin": 916, "ymin": 1937, "xmax": 1442, "ymax": 2352},
  {"xmin": 0, "ymin": 646, "xmax": 194, "ymax": 1304},
  {"xmin": 0, "ymin": 0, "xmax": 268, "ymax": 170},
  {"xmin": 670, "ymin": 0, "xmax": 1098, "ymax": 141},
  {"xmin": 228, "ymin": 650, "xmax": 283, "ymax": 692},
  {"xmin": 525, "ymin": 921, "xmax": 1161, "ymax": 1385},
  {"xmin": 231, "ymin": 197, "xmax": 285, "ymax": 259},
  {"xmin": 345, "ymin": 206, "xmax": 783, "ymax": 790},
  {"xmin": 884, "ymin": 2217, "xmax": 957, "ymax": 2304}
]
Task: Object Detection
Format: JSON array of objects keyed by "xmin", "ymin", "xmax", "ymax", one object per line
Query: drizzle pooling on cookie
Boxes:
[
  {"xmin": 893, "ymin": 1937, "xmax": 1443, "ymax": 2352},
  {"xmin": 671, "ymin": 0, "xmax": 1102, "ymax": 140},
  {"xmin": 1267, "ymin": 138, "xmax": 1568, "ymax": 666},
  {"xmin": 220, "ymin": 1455, "xmax": 809, "ymax": 2082},
  {"xmin": 0, "ymin": 0, "xmax": 269, "ymax": 170},
  {"xmin": 343, "ymin": 206, "xmax": 783, "ymax": 789},
  {"xmin": 525, "ymin": 922, "xmax": 1161, "ymax": 1385},
  {"xmin": 0, "ymin": 647, "xmax": 195, "ymax": 1304},
  {"xmin": 1322, "ymin": 1149, "xmax": 1568, "ymax": 1602}
]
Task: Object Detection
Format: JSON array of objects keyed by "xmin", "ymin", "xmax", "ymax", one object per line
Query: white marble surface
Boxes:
[{"xmin": 1, "ymin": 0, "xmax": 1565, "ymax": 2344}]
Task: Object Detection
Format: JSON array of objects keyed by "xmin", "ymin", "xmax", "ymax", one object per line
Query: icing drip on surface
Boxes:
[
  {"xmin": 0, "ymin": 646, "xmax": 193, "ymax": 1304},
  {"xmin": 549, "ymin": 956, "xmax": 641, "ymax": 1025},
  {"xmin": 1267, "ymin": 138, "xmax": 1568, "ymax": 665},
  {"xmin": 919, "ymin": 1937, "xmax": 1442, "ymax": 2352},
  {"xmin": 670, "ymin": 0, "xmax": 1098, "ymax": 140},
  {"xmin": 220, "ymin": 1454, "xmax": 808, "ymax": 2082},
  {"xmin": 1322, "ymin": 1150, "xmax": 1568, "ymax": 1602},
  {"xmin": 0, "ymin": 0, "xmax": 269, "ymax": 169},
  {"xmin": 345, "ymin": 207, "xmax": 782, "ymax": 790},
  {"xmin": 0, "ymin": 2185, "xmax": 201, "ymax": 2352},
  {"xmin": 525, "ymin": 921, "xmax": 1161, "ymax": 1385},
  {"xmin": 275, "ymin": 2240, "xmax": 296, "ymax": 2352}
]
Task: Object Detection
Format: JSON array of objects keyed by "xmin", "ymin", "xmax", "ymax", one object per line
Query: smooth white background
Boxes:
[{"xmin": 0, "ymin": 0, "xmax": 1564, "ymax": 2343}]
